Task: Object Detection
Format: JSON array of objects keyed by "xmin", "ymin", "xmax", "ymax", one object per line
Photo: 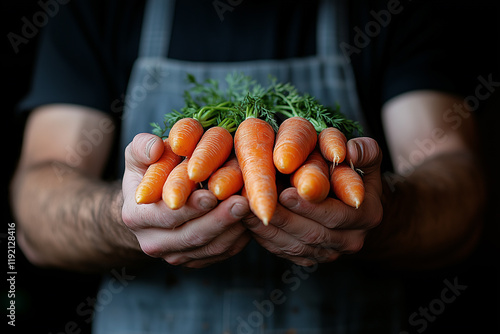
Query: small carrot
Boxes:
[
  {"xmin": 290, "ymin": 149, "xmax": 330, "ymax": 203},
  {"xmin": 162, "ymin": 158, "xmax": 197, "ymax": 210},
  {"xmin": 168, "ymin": 118, "xmax": 204, "ymax": 157},
  {"xmin": 208, "ymin": 154, "xmax": 244, "ymax": 200},
  {"xmin": 273, "ymin": 116, "xmax": 317, "ymax": 175},
  {"xmin": 187, "ymin": 126, "xmax": 234, "ymax": 183},
  {"xmin": 318, "ymin": 127, "xmax": 347, "ymax": 164},
  {"xmin": 135, "ymin": 139, "xmax": 182, "ymax": 204},
  {"xmin": 330, "ymin": 162, "xmax": 365, "ymax": 209},
  {"xmin": 235, "ymin": 117, "xmax": 277, "ymax": 225},
  {"xmin": 240, "ymin": 186, "xmax": 248, "ymax": 199}
]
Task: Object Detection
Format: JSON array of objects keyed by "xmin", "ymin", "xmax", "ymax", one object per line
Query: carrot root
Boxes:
[
  {"xmin": 319, "ymin": 127, "xmax": 347, "ymax": 164},
  {"xmin": 135, "ymin": 139, "xmax": 182, "ymax": 204},
  {"xmin": 162, "ymin": 158, "xmax": 197, "ymax": 210},
  {"xmin": 188, "ymin": 126, "xmax": 233, "ymax": 183},
  {"xmin": 235, "ymin": 118, "xmax": 277, "ymax": 225},
  {"xmin": 273, "ymin": 117, "xmax": 317, "ymax": 174},
  {"xmin": 330, "ymin": 162, "xmax": 365, "ymax": 208},
  {"xmin": 168, "ymin": 118, "xmax": 204, "ymax": 157},
  {"xmin": 208, "ymin": 155, "xmax": 244, "ymax": 200},
  {"xmin": 291, "ymin": 149, "xmax": 330, "ymax": 203}
]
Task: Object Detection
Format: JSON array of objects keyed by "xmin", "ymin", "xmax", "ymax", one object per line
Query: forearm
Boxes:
[
  {"xmin": 12, "ymin": 162, "xmax": 148, "ymax": 272},
  {"xmin": 362, "ymin": 151, "xmax": 485, "ymax": 269}
]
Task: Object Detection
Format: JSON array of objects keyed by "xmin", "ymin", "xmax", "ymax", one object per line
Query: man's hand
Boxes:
[
  {"xmin": 121, "ymin": 133, "xmax": 251, "ymax": 268},
  {"xmin": 243, "ymin": 137, "xmax": 383, "ymax": 266}
]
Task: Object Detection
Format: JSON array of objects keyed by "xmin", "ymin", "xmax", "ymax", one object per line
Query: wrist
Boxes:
[{"xmin": 101, "ymin": 181, "xmax": 145, "ymax": 257}]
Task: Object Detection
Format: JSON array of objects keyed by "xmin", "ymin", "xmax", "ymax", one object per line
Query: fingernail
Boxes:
[
  {"xmin": 282, "ymin": 194, "xmax": 298, "ymax": 209},
  {"xmin": 231, "ymin": 202, "xmax": 249, "ymax": 217},
  {"xmin": 199, "ymin": 196, "xmax": 216, "ymax": 210},
  {"xmin": 354, "ymin": 141, "xmax": 363, "ymax": 162},
  {"xmin": 145, "ymin": 137, "xmax": 158, "ymax": 160}
]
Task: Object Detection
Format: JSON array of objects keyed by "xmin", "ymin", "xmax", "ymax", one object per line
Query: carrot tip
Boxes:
[{"xmin": 262, "ymin": 218, "xmax": 269, "ymax": 226}]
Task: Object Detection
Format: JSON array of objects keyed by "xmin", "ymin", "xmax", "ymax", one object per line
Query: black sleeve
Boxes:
[
  {"xmin": 380, "ymin": 0, "xmax": 496, "ymax": 103},
  {"xmin": 18, "ymin": 0, "xmax": 143, "ymax": 117}
]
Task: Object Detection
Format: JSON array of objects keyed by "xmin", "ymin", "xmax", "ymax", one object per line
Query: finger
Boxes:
[
  {"xmin": 136, "ymin": 195, "xmax": 250, "ymax": 257},
  {"xmin": 122, "ymin": 133, "xmax": 165, "ymax": 197},
  {"xmin": 166, "ymin": 230, "xmax": 252, "ymax": 268},
  {"xmin": 251, "ymin": 233, "xmax": 340, "ymax": 266},
  {"xmin": 345, "ymin": 137, "xmax": 383, "ymax": 196},
  {"xmin": 279, "ymin": 188, "xmax": 383, "ymax": 230},
  {"xmin": 244, "ymin": 205, "xmax": 341, "ymax": 260},
  {"xmin": 125, "ymin": 133, "xmax": 164, "ymax": 171},
  {"xmin": 271, "ymin": 200, "xmax": 368, "ymax": 253},
  {"xmin": 123, "ymin": 189, "xmax": 219, "ymax": 231}
]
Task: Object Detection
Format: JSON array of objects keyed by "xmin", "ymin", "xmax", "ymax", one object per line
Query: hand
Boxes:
[
  {"xmin": 121, "ymin": 133, "xmax": 251, "ymax": 268},
  {"xmin": 243, "ymin": 137, "xmax": 384, "ymax": 266}
]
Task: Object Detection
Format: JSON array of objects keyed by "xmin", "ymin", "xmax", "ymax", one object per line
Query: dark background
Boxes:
[{"xmin": 2, "ymin": 1, "xmax": 499, "ymax": 333}]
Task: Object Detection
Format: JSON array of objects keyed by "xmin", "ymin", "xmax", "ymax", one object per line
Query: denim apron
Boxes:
[{"xmin": 93, "ymin": 1, "xmax": 403, "ymax": 333}]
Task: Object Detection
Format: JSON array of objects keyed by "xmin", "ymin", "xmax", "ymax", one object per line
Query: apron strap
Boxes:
[
  {"xmin": 317, "ymin": 0, "xmax": 368, "ymax": 133},
  {"xmin": 139, "ymin": 0, "xmax": 176, "ymax": 58},
  {"xmin": 140, "ymin": 0, "xmax": 340, "ymax": 59},
  {"xmin": 317, "ymin": 0, "xmax": 345, "ymax": 58},
  {"xmin": 317, "ymin": 0, "xmax": 334, "ymax": 57}
]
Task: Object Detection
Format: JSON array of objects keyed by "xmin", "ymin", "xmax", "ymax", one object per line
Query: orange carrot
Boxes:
[
  {"xmin": 330, "ymin": 162, "xmax": 365, "ymax": 208},
  {"xmin": 273, "ymin": 117, "xmax": 317, "ymax": 174},
  {"xmin": 290, "ymin": 149, "xmax": 330, "ymax": 203},
  {"xmin": 187, "ymin": 126, "xmax": 233, "ymax": 183},
  {"xmin": 240, "ymin": 186, "xmax": 248, "ymax": 199},
  {"xmin": 168, "ymin": 118, "xmax": 204, "ymax": 157},
  {"xmin": 318, "ymin": 127, "xmax": 347, "ymax": 164},
  {"xmin": 135, "ymin": 139, "xmax": 182, "ymax": 204},
  {"xmin": 162, "ymin": 158, "xmax": 197, "ymax": 210},
  {"xmin": 235, "ymin": 118, "xmax": 277, "ymax": 225},
  {"xmin": 208, "ymin": 154, "xmax": 244, "ymax": 200}
]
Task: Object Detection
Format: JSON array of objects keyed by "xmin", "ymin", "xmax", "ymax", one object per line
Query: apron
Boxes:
[{"xmin": 94, "ymin": 1, "xmax": 403, "ymax": 333}]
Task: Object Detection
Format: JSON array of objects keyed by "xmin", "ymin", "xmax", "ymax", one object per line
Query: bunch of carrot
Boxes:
[{"xmin": 136, "ymin": 74, "xmax": 365, "ymax": 225}]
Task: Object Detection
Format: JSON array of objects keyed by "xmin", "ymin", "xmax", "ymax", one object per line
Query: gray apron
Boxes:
[{"xmin": 94, "ymin": 1, "xmax": 403, "ymax": 333}]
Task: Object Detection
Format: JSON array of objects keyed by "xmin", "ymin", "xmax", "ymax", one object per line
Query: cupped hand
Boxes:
[
  {"xmin": 243, "ymin": 137, "xmax": 384, "ymax": 266},
  {"xmin": 121, "ymin": 133, "xmax": 251, "ymax": 268}
]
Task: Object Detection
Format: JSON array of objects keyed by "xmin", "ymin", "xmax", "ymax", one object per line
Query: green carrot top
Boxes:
[{"xmin": 151, "ymin": 73, "xmax": 362, "ymax": 138}]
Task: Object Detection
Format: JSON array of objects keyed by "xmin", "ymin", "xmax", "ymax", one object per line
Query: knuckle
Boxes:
[
  {"xmin": 139, "ymin": 240, "xmax": 163, "ymax": 258},
  {"xmin": 301, "ymin": 228, "xmax": 328, "ymax": 246},
  {"xmin": 283, "ymin": 243, "xmax": 308, "ymax": 257},
  {"xmin": 324, "ymin": 205, "xmax": 349, "ymax": 229},
  {"xmin": 292, "ymin": 257, "xmax": 317, "ymax": 267},
  {"xmin": 204, "ymin": 241, "xmax": 229, "ymax": 257},
  {"xmin": 163, "ymin": 254, "xmax": 186, "ymax": 266},
  {"xmin": 121, "ymin": 209, "xmax": 135, "ymax": 230},
  {"xmin": 257, "ymin": 225, "xmax": 281, "ymax": 241},
  {"xmin": 344, "ymin": 235, "xmax": 365, "ymax": 254},
  {"xmin": 181, "ymin": 232, "xmax": 208, "ymax": 249}
]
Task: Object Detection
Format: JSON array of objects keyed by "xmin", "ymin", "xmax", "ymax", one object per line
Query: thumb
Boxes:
[
  {"xmin": 125, "ymin": 133, "xmax": 165, "ymax": 172},
  {"xmin": 122, "ymin": 133, "xmax": 165, "ymax": 204},
  {"xmin": 346, "ymin": 137, "xmax": 383, "ymax": 171},
  {"xmin": 345, "ymin": 137, "xmax": 383, "ymax": 196}
]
